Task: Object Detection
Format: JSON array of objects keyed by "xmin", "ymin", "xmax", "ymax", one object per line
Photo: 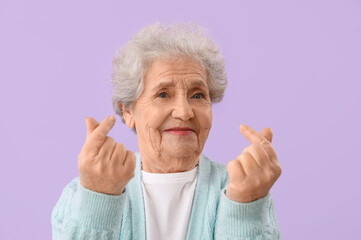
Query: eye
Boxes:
[
  {"xmin": 158, "ymin": 92, "xmax": 168, "ymax": 98},
  {"xmin": 192, "ymin": 93, "xmax": 205, "ymax": 99}
]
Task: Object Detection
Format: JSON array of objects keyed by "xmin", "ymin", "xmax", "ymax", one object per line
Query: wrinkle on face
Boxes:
[{"xmin": 128, "ymin": 57, "xmax": 212, "ymax": 173}]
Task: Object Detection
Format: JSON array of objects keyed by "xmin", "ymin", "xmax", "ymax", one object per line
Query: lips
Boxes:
[
  {"xmin": 164, "ymin": 127, "xmax": 195, "ymax": 136},
  {"xmin": 165, "ymin": 127, "xmax": 195, "ymax": 132}
]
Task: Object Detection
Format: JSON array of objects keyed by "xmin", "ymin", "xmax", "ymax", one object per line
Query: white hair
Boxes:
[{"xmin": 111, "ymin": 21, "xmax": 228, "ymax": 132}]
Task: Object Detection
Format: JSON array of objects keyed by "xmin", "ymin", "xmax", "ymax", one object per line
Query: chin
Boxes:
[
  {"xmin": 161, "ymin": 134, "xmax": 203, "ymax": 158},
  {"xmin": 163, "ymin": 145, "xmax": 199, "ymax": 159}
]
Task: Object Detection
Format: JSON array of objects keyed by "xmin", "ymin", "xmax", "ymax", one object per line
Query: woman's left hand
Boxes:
[{"xmin": 226, "ymin": 124, "xmax": 282, "ymax": 203}]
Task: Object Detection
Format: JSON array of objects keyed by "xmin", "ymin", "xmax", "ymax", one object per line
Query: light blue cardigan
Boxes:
[{"xmin": 52, "ymin": 152, "xmax": 281, "ymax": 239}]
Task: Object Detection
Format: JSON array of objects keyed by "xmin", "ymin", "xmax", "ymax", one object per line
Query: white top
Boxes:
[{"xmin": 141, "ymin": 165, "xmax": 198, "ymax": 240}]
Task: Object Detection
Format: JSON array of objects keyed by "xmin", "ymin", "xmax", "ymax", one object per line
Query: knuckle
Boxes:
[
  {"xmin": 94, "ymin": 163, "xmax": 105, "ymax": 175},
  {"xmin": 78, "ymin": 153, "xmax": 92, "ymax": 168},
  {"xmin": 227, "ymin": 159, "xmax": 239, "ymax": 170},
  {"xmin": 235, "ymin": 153, "xmax": 243, "ymax": 160},
  {"xmin": 117, "ymin": 142, "xmax": 127, "ymax": 154},
  {"xmin": 276, "ymin": 165, "xmax": 282, "ymax": 176},
  {"xmin": 240, "ymin": 152, "xmax": 251, "ymax": 162},
  {"xmin": 78, "ymin": 151, "xmax": 91, "ymax": 160},
  {"xmin": 93, "ymin": 152, "xmax": 102, "ymax": 161},
  {"xmin": 105, "ymin": 136, "xmax": 115, "ymax": 145},
  {"xmin": 241, "ymin": 146, "xmax": 250, "ymax": 154},
  {"xmin": 131, "ymin": 162, "xmax": 136, "ymax": 172},
  {"xmin": 128, "ymin": 152, "xmax": 136, "ymax": 165},
  {"xmin": 252, "ymin": 177, "xmax": 262, "ymax": 187},
  {"xmin": 260, "ymin": 138, "xmax": 270, "ymax": 146},
  {"xmin": 249, "ymin": 144, "xmax": 258, "ymax": 151},
  {"xmin": 113, "ymin": 143, "xmax": 125, "ymax": 157},
  {"xmin": 92, "ymin": 131, "xmax": 104, "ymax": 141},
  {"xmin": 128, "ymin": 170, "xmax": 135, "ymax": 179},
  {"xmin": 253, "ymin": 143, "xmax": 264, "ymax": 151},
  {"xmin": 272, "ymin": 161, "xmax": 282, "ymax": 175},
  {"xmin": 125, "ymin": 168, "xmax": 135, "ymax": 179},
  {"xmin": 131, "ymin": 157, "xmax": 136, "ymax": 170},
  {"xmin": 264, "ymin": 170, "xmax": 275, "ymax": 181}
]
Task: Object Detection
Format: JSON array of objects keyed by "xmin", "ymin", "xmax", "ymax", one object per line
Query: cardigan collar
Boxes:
[{"xmin": 129, "ymin": 152, "xmax": 211, "ymax": 240}]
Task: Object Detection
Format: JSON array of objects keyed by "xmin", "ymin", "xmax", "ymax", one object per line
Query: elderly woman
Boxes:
[{"xmin": 52, "ymin": 22, "xmax": 282, "ymax": 240}]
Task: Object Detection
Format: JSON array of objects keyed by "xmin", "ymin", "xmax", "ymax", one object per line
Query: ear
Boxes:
[{"xmin": 118, "ymin": 102, "xmax": 136, "ymax": 129}]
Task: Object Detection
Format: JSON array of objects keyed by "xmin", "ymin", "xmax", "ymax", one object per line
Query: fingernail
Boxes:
[{"xmin": 109, "ymin": 115, "xmax": 116, "ymax": 122}]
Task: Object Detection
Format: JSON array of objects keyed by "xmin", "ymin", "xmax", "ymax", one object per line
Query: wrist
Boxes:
[{"xmin": 226, "ymin": 185, "xmax": 267, "ymax": 203}]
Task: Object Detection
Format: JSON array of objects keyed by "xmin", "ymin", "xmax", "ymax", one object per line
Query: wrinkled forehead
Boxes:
[
  {"xmin": 150, "ymin": 78, "xmax": 208, "ymax": 92},
  {"xmin": 144, "ymin": 58, "xmax": 208, "ymax": 90}
]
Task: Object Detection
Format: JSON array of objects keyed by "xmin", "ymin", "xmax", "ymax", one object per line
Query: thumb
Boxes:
[
  {"xmin": 260, "ymin": 127, "xmax": 273, "ymax": 143},
  {"xmin": 85, "ymin": 117, "xmax": 99, "ymax": 137}
]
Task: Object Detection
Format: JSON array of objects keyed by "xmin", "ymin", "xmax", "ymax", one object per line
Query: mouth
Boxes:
[{"xmin": 164, "ymin": 127, "xmax": 195, "ymax": 136}]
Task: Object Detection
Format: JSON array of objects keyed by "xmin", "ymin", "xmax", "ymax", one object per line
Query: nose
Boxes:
[{"xmin": 172, "ymin": 95, "xmax": 194, "ymax": 121}]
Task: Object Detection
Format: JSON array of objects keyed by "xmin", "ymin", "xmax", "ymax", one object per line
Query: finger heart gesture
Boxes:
[{"xmin": 226, "ymin": 124, "xmax": 282, "ymax": 203}]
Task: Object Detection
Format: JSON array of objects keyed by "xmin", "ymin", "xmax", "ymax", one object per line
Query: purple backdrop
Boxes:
[{"xmin": 1, "ymin": 0, "xmax": 360, "ymax": 239}]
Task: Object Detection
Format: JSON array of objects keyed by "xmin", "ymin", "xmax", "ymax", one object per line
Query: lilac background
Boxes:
[{"xmin": 0, "ymin": 0, "xmax": 360, "ymax": 239}]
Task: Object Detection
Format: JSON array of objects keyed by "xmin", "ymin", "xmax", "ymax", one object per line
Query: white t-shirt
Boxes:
[{"xmin": 141, "ymin": 165, "xmax": 198, "ymax": 240}]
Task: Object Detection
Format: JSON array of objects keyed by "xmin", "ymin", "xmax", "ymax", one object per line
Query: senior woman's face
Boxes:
[{"xmin": 125, "ymin": 58, "xmax": 212, "ymax": 172}]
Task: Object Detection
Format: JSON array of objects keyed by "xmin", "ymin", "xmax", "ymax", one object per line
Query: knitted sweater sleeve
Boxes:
[
  {"xmin": 214, "ymin": 173, "xmax": 281, "ymax": 240},
  {"xmin": 51, "ymin": 177, "xmax": 128, "ymax": 240}
]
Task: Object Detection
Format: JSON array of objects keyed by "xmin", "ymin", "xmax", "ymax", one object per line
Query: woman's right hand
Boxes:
[{"xmin": 78, "ymin": 115, "xmax": 136, "ymax": 195}]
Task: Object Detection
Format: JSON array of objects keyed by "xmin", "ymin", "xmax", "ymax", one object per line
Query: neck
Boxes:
[{"xmin": 140, "ymin": 152, "xmax": 200, "ymax": 173}]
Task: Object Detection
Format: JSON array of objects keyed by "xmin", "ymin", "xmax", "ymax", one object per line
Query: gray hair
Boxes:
[{"xmin": 111, "ymin": 21, "xmax": 228, "ymax": 132}]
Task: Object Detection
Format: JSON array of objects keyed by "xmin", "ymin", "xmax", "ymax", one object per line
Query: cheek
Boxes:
[
  {"xmin": 196, "ymin": 106, "xmax": 213, "ymax": 132},
  {"xmin": 140, "ymin": 105, "xmax": 171, "ymax": 130}
]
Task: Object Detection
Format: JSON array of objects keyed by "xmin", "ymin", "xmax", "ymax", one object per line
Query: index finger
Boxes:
[
  {"xmin": 239, "ymin": 124, "xmax": 266, "ymax": 144},
  {"xmin": 83, "ymin": 115, "xmax": 116, "ymax": 154},
  {"xmin": 92, "ymin": 115, "xmax": 116, "ymax": 141},
  {"xmin": 239, "ymin": 124, "xmax": 278, "ymax": 162}
]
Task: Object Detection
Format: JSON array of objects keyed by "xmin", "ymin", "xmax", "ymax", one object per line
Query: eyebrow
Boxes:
[{"xmin": 151, "ymin": 79, "xmax": 208, "ymax": 92}]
